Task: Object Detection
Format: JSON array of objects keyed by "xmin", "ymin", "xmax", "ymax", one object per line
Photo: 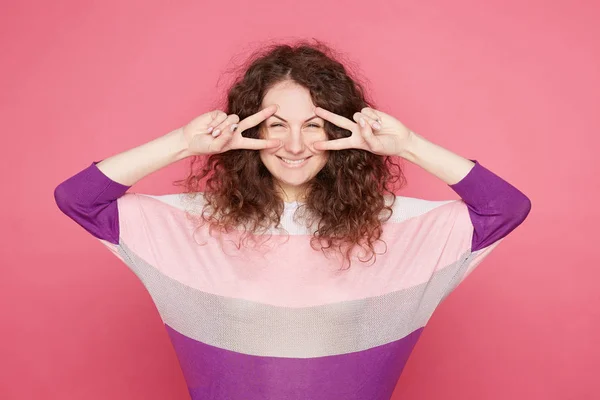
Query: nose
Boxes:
[{"xmin": 282, "ymin": 128, "xmax": 306, "ymax": 155}]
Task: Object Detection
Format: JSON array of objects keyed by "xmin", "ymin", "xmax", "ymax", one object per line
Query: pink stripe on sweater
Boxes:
[{"xmin": 113, "ymin": 193, "xmax": 473, "ymax": 307}]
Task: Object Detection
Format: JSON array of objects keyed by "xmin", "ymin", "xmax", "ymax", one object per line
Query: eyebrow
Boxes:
[{"xmin": 271, "ymin": 114, "xmax": 321, "ymax": 123}]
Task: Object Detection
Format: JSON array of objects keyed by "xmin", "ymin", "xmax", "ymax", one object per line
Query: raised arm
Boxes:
[
  {"xmin": 54, "ymin": 106, "xmax": 281, "ymax": 244},
  {"xmin": 312, "ymin": 105, "xmax": 532, "ymax": 252},
  {"xmin": 53, "ymin": 128, "xmax": 190, "ymax": 244}
]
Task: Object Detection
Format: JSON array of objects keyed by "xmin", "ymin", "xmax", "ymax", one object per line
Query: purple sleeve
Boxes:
[
  {"xmin": 54, "ymin": 161, "xmax": 131, "ymax": 245},
  {"xmin": 448, "ymin": 159, "xmax": 532, "ymax": 252}
]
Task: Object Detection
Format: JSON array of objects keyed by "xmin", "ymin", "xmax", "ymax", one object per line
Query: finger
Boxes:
[
  {"xmin": 353, "ymin": 112, "xmax": 379, "ymax": 130},
  {"xmin": 237, "ymin": 104, "xmax": 278, "ymax": 132},
  {"xmin": 208, "ymin": 116, "xmax": 240, "ymax": 148},
  {"xmin": 314, "ymin": 107, "xmax": 356, "ymax": 132},
  {"xmin": 207, "ymin": 110, "xmax": 229, "ymax": 132},
  {"xmin": 208, "ymin": 126, "xmax": 235, "ymax": 152},
  {"xmin": 313, "ymin": 137, "xmax": 355, "ymax": 151},
  {"xmin": 360, "ymin": 107, "xmax": 382, "ymax": 130},
  {"xmin": 361, "ymin": 107, "xmax": 382, "ymax": 122},
  {"xmin": 355, "ymin": 113, "xmax": 375, "ymax": 142},
  {"xmin": 354, "ymin": 114, "xmax": 382, "ymax": 153},
  {"xmin": 211, "ymin": 114, "xmax": 240, "ymax": 137},
  {"xmin": 234, "ymin": 137, "xmax": 282, "ymax": 150}
]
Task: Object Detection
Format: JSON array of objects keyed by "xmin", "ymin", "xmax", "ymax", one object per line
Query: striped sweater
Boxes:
[{"xmin": 54, "ymin": 159, "xmax": 531, "ymax": 400}]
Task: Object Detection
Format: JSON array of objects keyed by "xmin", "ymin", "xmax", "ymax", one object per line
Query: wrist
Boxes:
[
  {"xmin": 166, "ymin": 127, "xmax": 193, "ymax": 161},
  {"xmin": 397, "ymin": 130, "xmax": 420, "ymax": 162}
]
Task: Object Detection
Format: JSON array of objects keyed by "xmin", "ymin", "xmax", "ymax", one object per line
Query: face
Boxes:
[{"xmin": 259, "ymin": 81, "xmax": 329, "ymax": 202}]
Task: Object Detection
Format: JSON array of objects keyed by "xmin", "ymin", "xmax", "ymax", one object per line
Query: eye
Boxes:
[{"xmin": 269, "ymin": 123, "xmax": 322, "ymax": 128}]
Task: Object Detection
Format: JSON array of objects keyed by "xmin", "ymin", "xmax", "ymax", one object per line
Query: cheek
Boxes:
[
  {"xmin": 262, "ymin": 126, "xmax": 286, "ymax": 138},
  {"xmin": 259, "ymin": 151, "xmax": 272, "ymax": 166},
  {"xmin": 306, "ymin": 130, "xmax": 328, "ymax": 150},
  {"xmin": 310, "ymin": 129, "xmax": 328, "ymax": 140},
  {"xmin": 314, "ymin": 153, "xmax": 329, "ymax": 170}
]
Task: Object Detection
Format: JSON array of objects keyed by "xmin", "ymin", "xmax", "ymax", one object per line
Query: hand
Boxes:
[
  {"xmin": 182, "ymin": 105, "xmax": 282, "ymax": 155},
  {"xmin": 312, "ymin": 106, "xmax": 413, "ymax": 157}
]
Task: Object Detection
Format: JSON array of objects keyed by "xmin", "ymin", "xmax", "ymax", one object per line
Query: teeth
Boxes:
[{"xmin": 281, "ymin": 158, "xmax": 306, "ymax": 165}]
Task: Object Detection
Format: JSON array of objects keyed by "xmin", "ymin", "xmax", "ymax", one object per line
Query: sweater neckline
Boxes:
[{"xmin": 283, "ymin": 200, "xmax": 303, "ymax": 210}]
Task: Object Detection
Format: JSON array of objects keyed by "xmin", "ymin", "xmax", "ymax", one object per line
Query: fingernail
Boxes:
[
  {"xmin": 230, "ymin": 124, "xmax": 238, "ymax": 132},
  {"xmin": 207, "ymin": 126, "xmax": 213, "ymax": 133},
  {"xmin": 212, "ymin": 128, "xmax": 221, "ymax": 137},
  {"xmin": 372, "ymin": 122, "xmax": 381, "ymax": 130},
  {"xmin": 359, "ymin": 118, "xmax": 365, "ymax": 127}
]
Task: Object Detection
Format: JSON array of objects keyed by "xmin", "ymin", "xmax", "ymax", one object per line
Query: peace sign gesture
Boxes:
[
  {"xmin": 313, "ymin": 106, "xmax": 413, "ymax": 157},
  {"xmin": 183, "ymin": 105, "xmax": 282, "ymax": 155}
]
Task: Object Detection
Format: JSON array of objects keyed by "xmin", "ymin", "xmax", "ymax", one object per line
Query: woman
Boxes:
[{"xmin": 54, "ymin": 41, "xmax": 531, "ymax": 400}]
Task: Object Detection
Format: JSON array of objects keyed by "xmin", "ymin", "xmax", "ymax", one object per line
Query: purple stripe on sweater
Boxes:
[
  {"xmin": 54, "ymin": 162, "xmax": 130, "ymax": 245},
  {"xmin": 166, "ymin": 324, "xmax": 423, "ymax": 400},
  {"xmin": 449, "ymin": 159, "xmax": 531, "ymax": 252}
]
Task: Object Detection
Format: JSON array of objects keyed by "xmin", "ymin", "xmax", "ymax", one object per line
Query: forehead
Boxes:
[{"xmin": 262, "ymin": 81, "xmax": 317, "ymax": 119}]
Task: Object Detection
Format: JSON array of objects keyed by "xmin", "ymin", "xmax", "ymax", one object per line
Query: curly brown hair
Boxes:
[{"xmin": 174, "ymin": 39, "xmax": 406, "ymax": 270}]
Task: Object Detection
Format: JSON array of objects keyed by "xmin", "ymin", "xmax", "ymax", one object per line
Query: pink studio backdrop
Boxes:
[{"xmin": 1, "ymin": 1, "xmax": 598, "ymax": 399}]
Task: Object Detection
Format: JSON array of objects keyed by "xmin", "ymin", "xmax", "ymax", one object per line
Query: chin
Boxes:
[{"xmin": 262, "ymin": 154, "xmax": 327, "ymax": 193}]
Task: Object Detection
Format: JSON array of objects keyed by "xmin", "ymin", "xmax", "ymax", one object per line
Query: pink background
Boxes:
[{"xmin": 1, "ymin": 0, "xmax": 598, "ymax": 399}]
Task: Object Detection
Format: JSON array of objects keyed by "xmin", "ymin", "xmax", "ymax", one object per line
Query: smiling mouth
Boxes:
[{"xmin": 277, "ymin": 156, "xmax": 312, "ymax": 165}]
